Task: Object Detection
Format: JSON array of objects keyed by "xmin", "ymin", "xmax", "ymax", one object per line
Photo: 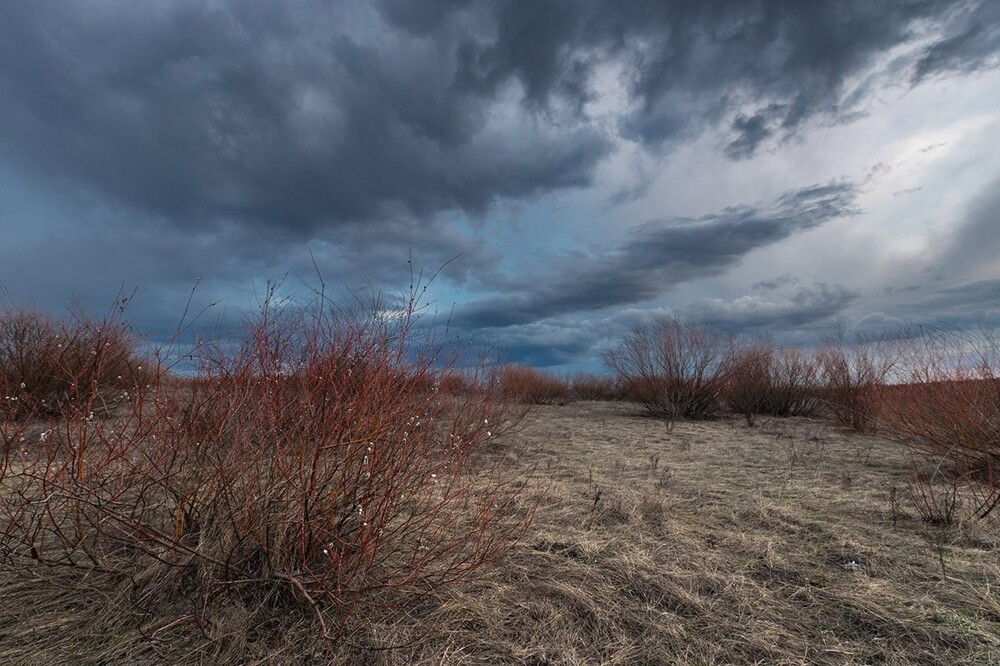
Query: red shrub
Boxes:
[
  {"xmin": 605, "ymin": 318, "xmax": 738, "ymax": 420},
  {"xmin": 498, "ymin": 365, "xmax": 572, "ymax": 404},
  {"xmin": 725, "ymin": 344, "xmax": 821, "ymax": 425},
  {"xmin": 568, "ymin": 372, "xmax": 618, "ymax": 401},
  {"xmin": 0, "ymin": 305, "xmax": 146, "ymax": 420},
  {"xmin": 879, "ymin": 327, "xmax": 1000, "ymax": 519},
  {"xmin": 0, "ymin": 289, "xmax": 531, "ymax": 634},
  {"xmin": 817, "ymin": 328, "xmax": 895, "ymax": 432}
]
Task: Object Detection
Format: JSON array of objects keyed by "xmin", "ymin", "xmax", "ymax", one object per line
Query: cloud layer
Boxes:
[
  {"xmin": 455, "ymin": 182, "xmax": 860, "ymax": 327},
  {"xmin": 0, "ymin": 1, "xmax": 997, "ymax": 368}
]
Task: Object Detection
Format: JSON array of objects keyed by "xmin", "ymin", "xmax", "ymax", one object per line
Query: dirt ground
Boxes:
[{"xmin": 2, "ymin": 401, "xmax": 999, "ymax": 664}]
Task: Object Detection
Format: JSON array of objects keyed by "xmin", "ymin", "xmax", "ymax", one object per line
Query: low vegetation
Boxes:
[
  {"xmin": 2, "ymin": 303, "xmax": 998, "ymax": 663},
  {"xmin": 567, "ymin": 371, "xmax": 618, "ymax": 401},
  {"xmin": 498, "ymin": 365, "xmax": 572, "ymax": 405},
  {"xmin": 817, "ymin": 327, "xmax": 896, "ymax": 433},
  {"xmin": 1, "ymin": 288, "xmax": 530, "ymax": 648},
  {"xmin": 725, "ymin": 343, "xmax": 823, "ymax": 426},
  {"xmin": 0, "ymin": 302, "xmax": 146, "ymax": 419},
  {"xmin": 879, "ymin": 326, "xmax": 1000, "ymax": 522},
  {"xmin": 604, "ymin": 318, "xmax": 739, "ymax": 420}
]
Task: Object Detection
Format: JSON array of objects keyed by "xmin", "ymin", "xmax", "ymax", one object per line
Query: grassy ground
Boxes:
[{"xmin": 2, "ymin": 401, "xmax": 999, "ymax": 664}]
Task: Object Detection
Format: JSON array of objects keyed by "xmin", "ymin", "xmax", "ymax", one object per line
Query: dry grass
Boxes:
[{"xmin": 3, "ymin": 401, "xmax": 999, "ymax": 664}]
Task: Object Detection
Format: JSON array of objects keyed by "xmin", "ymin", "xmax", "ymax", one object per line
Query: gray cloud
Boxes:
[
  {"xmin": 937, "ymin": 176, "xmax": 1000, "ymax": 279},
  {"xmin": 495, "ymin": 322, "xmax": 607, "ymax": 368},
  {"xmin": 681, "ymin": 280, "xmax": 860, "ymax": 333},
  {"xmin": 725, "ymin": 111, "xmax": 778, "ymax": 160},
  {"xmin": 0, "ymin": 1, "xmax": 996, "ymax": 371},
  {"xmin": 843, "ymin": 278, "xmax": 1000, "ymax": 341},
  {"xmin": 912, "ymin": 279, "xmax": 1000, "ymax": 313},
  {"xmin": 477, "ymin": 277, "xmax": 862, "ymax": 368},
  {"xmin": 622, "ymin": 1, "xmax": 998, "ymax": 154},
  {"xmin": 912, "ymin": 1, "xmax": 1000, "ymax": 84},
  {"xmin": 843, "ymin": 176, "xmax": 1000, "ymax": 339},
  {"xmin": 0, "ymin": 1, "xmax": 611, "ymax": 236},
  {"xmin": 1, "ymin": 0, "xmax": 993, "ymax": 245},
  {"xmin": 454, "ymin": 181, "xmax": 860, "ymax": 328}
]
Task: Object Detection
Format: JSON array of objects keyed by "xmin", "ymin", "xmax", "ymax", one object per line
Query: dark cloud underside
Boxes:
[
  {"xmin": 454, "ymin": 181, "xmax": 860, "ymax": 328},
  {"xmin": 0, "ymin": 0, "xmax": 997, "ymax": 369},
  {"xmin": 1, "ymin": 0, "xmax": 995, "ymax": 238},
  {"xmin": 0, "ymin": 2, "xmax": 610, "ymax": 234}
]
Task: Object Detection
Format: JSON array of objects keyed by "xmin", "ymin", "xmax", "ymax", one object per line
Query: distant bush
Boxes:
[
  {"xmin": 498, "ymin": 364, "xmax": 573, "ymax": 404},
  {"xmin": 0, "ymin": 287, "xmax": 531, "ymax": 635},
  {"xmin": 879, "ymin": 326, "xmax": 1000, "ymax": 520},
  {"xmin": 434, "ymin": 368, "xmax": 475, "ymax": 395},
  {"xmin": 0, "ymin": 305, "xmax": 145, "ymax": 420},
  {"xmin": 605, "ymin": 318, "xmax": 739, "ymax": 420},
  {"xmin": 816, "ymin": 327, "xmax": 895, "ymax": 432},
  {"xmin": 568, "ymin": 372, "xmax": 619, "ymax": 401},
  {"xmin": 725, "ymin": 344, "xmax": 821, "ymax": 426}
]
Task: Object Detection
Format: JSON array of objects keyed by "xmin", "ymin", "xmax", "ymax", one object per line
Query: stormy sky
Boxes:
[{"xmin": 1, "ymin": 0, "xmax": 998, "ymax": 370}]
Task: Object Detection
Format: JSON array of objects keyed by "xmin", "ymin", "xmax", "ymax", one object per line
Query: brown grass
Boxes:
[{"xmin": 3, "ymin": 401, "xmax": 998, "ymax": 664}]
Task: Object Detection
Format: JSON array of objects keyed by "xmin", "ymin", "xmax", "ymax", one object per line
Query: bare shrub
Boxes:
[
  {"xmin": 767, "ymin": 347, "xmax": 822, "ymax": 417},
  {"xmin": 726, "ymin": 344, "xmax": 821, "ymax": 426},
  {"xmin": 0, "ymin": 287, "xmax": 531, "ymax": 635},
  {"xmin": 0, "ymin": 304, "xmax": 146, "ymax": 420},
  {"xmin": 879, "ymin": 326, "xmax": 1000, "ymax": 519},
  {"xmin": 725, "ymin": 345, "xmax": 771, "ymax": 426},
  {"xmin": 817, "ymin": 327, "xmax": 895, "ymax": 431},
  {"xmin": 434, "ymin": 368, "xmax": 474, "ymax": 395},
  {"xmin": 568, "ymin": 372, "xmax": 618, "ymax": 401},
  {"xmin": 906, "ymin": 462, "xmax": 963, "ymax": 525},
  {"xmin": 498, "ymin": 365, "xmax": 572, "ymax": 404},
  {"xmin": 604, "ymin": 318, "xmax": 738, "ymax": 420}
]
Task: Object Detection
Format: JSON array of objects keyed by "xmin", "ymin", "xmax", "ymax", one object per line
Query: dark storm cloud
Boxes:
[
  {"xmin": 0, "ymin": 0, "xmax": 994, "ymax": 242},
  {"xmin": 478, "ymin": 277, "xmax": 862, "ymax": 367},
  {"xmin": 454, "ymin": 181, "xmax": 860, "ymax": 328},
  {"xmin": 0, "ymin": 0, "xmax": 610, "ymax": 234},
  {"xmin": 497, "ymin": 323, "xmax": 604, "ymax": 367},
  {"xmin": 0, "ymin": 0, "xmax": 996, "ymax": 370},
  {"xmin": 914, "ymin": 279, "xmax": 1000, "ymax": 312},
  {"xmin": 911, "ymin": 1, "xmax": 1000, "ymax": 84},
  {"xmin": 614, "ymin": 0, "xmax": 999, "ymax": 154},
  {"xmin": 725, "ymin": 111, "xmax": 777, "ymax": 160},
  {"xmin": 849, "ymin": 277, "xmax": 1000, "ymax": 341},
  {"xmin": 0, "ymin": 161, "xmax": 496, "ymax": 344}
]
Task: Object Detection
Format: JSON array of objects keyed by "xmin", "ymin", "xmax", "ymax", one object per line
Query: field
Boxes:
[{"xmin": 2, "ymin": 400, "xmax": 998, "ymax": 665}]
